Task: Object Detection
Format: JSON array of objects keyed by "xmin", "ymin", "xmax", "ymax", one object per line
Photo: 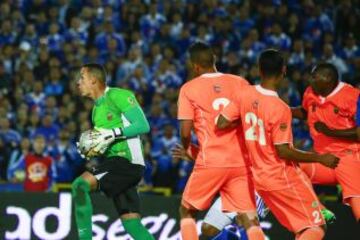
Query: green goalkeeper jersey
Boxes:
[{"xmin": 92, "ymin": 87, "xmax": 147, "ymax": 165}]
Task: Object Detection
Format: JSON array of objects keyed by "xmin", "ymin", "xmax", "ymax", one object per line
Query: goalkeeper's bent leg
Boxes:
[
  {"xmin": 121, "ymin": 214, "xmax": 155, "ymax": 240},
  {"xmin": 72, "ymin": 177, "xmax": 93, "ymax": 240}
]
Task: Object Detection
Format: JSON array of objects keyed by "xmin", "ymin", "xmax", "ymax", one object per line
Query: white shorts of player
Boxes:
[{"xmin": 203, "ymin": 192, "xmax": 267, "ymax": 230}]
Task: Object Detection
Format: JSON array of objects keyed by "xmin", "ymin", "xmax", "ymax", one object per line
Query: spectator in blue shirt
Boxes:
[
  {"xmin": 33, "ymin": 114, "xmax": 59, "ymax": 142},
  {"xmin": 48, "ymin": 129, "xmax": 81, "ymax": 183},
  {"xmin": 44, "ymin": 67, "xmax": 64, "ymax": 96},
  {"xmin": 288, "ymin": 39, "xmax": 305, "ymax": 68},
  {"xmin": 95, "ymin": 21, "xmax": 126, "ymax": 56},
  {"xmin": 7, "ymin": 137, "xmax": 30, "ymax": 182},
  {"xmin": 65, "ymin": 16, "xmax": 89, "ymax": 46},
  {"xmin": 15, "ymin": 107, "xmax": 30, "ymax": 137},
  {"xmin": 0, "ymin": 19, "xmax": 17, "ymax": 47},
  {"xmin": 233, "ymin": 6, "xmax": 255, "ymax": 37},
  {"xmin": 0, "ymin": 117, "xmax": 21, "ymax": 149},
  {"xmin": 20, "ymin": 24, "xmax": 39, "ymax": 50},
  {"xmin": 46, "ymin": 23, "xmax": 64, "ymax": 54},
  {"xmin": 265, "ymin": 22, "xmax": 292, "ymax": 50},
  {"xmin": 96, "ymin": 5, "xmax": 122, "ymax": 32},
  {"xmin": 151, "ymin": 124, "xmax": 179, "ymax": 189},
  {"xmin": 140, "ymin": 3, "xmax": 166, "ymax": 41},
  {"xmin": 25, "ymin": 81, "xmax": 46, "ymax": 113}
]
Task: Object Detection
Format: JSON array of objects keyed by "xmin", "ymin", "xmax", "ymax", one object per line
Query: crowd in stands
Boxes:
[{"xmin": 0, "ymin": 0, "xmax": 359, "ymax": 194}]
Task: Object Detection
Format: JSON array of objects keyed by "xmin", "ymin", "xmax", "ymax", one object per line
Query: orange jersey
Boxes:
[
  {"xmin": 177, "ymin": 72, "xmax": 249, "ymax": 168},
  {"xmin": 222, "ymin": 85, "xmax": 299, "ymax": 191},
  {"xmin": 302, "ymin": 83, "xmax": 360, "ymax": 154}
]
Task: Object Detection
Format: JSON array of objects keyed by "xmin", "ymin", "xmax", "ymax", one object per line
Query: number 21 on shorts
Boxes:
[{"xmin": 245, "ymin": 112, "xmax": 266, "ymax": 146}]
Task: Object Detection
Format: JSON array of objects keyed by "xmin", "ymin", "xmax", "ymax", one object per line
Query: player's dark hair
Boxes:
[
  {"xmin": 188, "ymin": 42, "xmax": 215, "ymax": 68},
  {"xmin": 82, "ymin": 63, "xmax": 107, "ymax": 83},
  {"xmin": 312, "ymin": 62, "xmax": 339, "ymax": 83},
  {"xmin": 258, "ymin": 49, "xmax": 285, "ymax": 78}
]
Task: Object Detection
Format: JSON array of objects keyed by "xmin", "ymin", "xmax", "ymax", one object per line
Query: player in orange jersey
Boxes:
[
  {"xmin": 310, "ymin": 89, "xmax": 360, "ymax": 141},
  {"xmin": 358, "ymin": 97, "xmax": 360, "ymax": 140},
  {"xmin": 177, "ymin": 42, "xmax": 265, "ymax": 240},
  {"xmin": 292, "ymin": 63, "xmax": 360, "ymax": 221},
  {"xmin": 218, "ymin": 49, "xmax": 339, "ymax": 240}
]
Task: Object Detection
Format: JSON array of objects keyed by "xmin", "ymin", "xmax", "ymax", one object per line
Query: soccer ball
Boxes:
[{"xmin": 78, "ymin": 129, "xmax": 100, "ymax": 158}]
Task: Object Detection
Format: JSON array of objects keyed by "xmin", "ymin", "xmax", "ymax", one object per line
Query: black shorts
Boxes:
[{"xmin": 88, "ymin": 157, "xmax": 144, "ymax": 215}]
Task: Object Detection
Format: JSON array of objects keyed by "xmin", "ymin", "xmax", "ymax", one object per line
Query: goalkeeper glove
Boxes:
[
  {"xmin": 76, "ymin": 142, "xmax": 88, "ymax": 160},
  {"xmin": 92, "ymin": 127, "xmax": 123, "ymax": 154}
]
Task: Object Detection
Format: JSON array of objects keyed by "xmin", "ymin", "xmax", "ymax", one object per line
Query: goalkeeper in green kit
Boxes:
[{"xmin": 73, "ymin": 63, "xmax": 154, "ymax": 240}]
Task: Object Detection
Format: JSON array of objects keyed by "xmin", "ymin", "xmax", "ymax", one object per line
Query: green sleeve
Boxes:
[
  {"xmin": 122, "ymin": 106, "xmax": 150, "ymax": 137},
  {"xmin": 108, "ymin": 88, "xmax": 150, "ymax": 137},
  {"xmin": 109, "ymin": 88, "xmax": 139, "ymax": 112}
]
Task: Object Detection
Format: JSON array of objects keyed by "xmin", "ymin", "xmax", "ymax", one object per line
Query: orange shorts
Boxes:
[
  {"xmin": 182, "ymin": 167, "xmax": 256, "ymax": 213},
  {"xmin": 300, "ymin": 150, "xmax": 360, "ymax": 203},
  {"xmin": 257, "ymin": 169, "xmax": 325, "ymax": 233}
]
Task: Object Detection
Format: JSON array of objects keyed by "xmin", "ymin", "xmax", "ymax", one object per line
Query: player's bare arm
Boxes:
[
  {"xmin": 179, "ymin": 120, "xmax": 193, "ymax": 150},
  {"xmin": 275, "ymin": 143, "xmax": 340, "ymax": 169},
  {"xmin": 291, "ymin": 106, "xmax": 307, "ymax": 120},
  {"xmin": 314, "ymin": 121, "xmax": 359, "ymax": 141},
  {"xmin": 171, "ymin": 143, "xmax": 199, "ymax": 161}
]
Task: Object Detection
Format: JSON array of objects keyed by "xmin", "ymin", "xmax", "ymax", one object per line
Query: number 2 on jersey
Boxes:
[
  {"xmin": 212, "ymin": 98, "xmax": 230, "ymax": 124},
  {"xmin": 245, "ymin": 112, "xmax": 266, "ymax": 145}
]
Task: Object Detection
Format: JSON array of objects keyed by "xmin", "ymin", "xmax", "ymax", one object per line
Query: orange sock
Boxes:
[
  {"xmin": 180, "ymin": 218, "xmax": 198, "ymax": 240},
  {"xmin": 296, "ymin": 227, "xmax": 325, "ymax": 240},
  {"xmin": 246, "ymin": 226, "xmax": 265, "ymax": 240},
  {"xmin": 349, "ymin": 197, "xmax": 360, "ymax": 221}
]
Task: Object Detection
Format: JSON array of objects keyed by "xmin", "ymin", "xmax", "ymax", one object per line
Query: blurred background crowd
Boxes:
[{"xmin": 0, "ymin": 0, "xmax": 359, "ymax": 194}]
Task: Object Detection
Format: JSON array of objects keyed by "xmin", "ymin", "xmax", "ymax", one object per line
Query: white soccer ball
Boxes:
[{"xmin": 78, "ymin": 129, "xmax": 100, "ymax": 157}]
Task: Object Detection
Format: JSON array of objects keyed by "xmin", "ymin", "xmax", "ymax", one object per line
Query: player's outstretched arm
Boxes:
[
  {"xmin": 291, "ymin": 106, "xmax": 307, "ymax": 120},
  {"xmin": 275, "ymin": 143, "xmax": 340, "ymax": 169},
  {"xmin": 314, "ymin": 121, "xmax": 359, "ymax": 141}
]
